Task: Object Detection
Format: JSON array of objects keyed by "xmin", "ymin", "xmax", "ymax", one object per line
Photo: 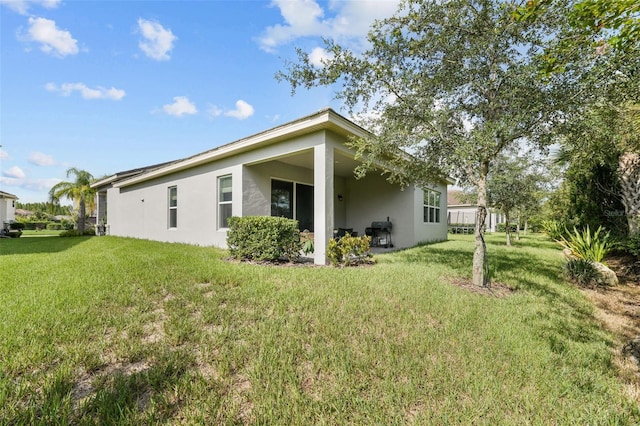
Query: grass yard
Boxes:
[
  {"xmin": 20, "ymin": 229, "xmax": 66, "ymax": 237},
  {"xmin": 0, "ymin": 233, "xmax": 638, "ymax": 424}
]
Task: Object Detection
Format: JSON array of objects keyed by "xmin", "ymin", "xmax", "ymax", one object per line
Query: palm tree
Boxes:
[
  {"xmin": 49, "ymin": 168, "xmax": 96, "ymax": 235},
  {"xmin": 618, "ymin": 104, "xmax": 640, "ymax": 236}
]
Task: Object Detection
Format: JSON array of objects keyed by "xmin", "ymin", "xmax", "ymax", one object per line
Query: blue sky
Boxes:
[{"xmin": 0, "ymin": 0, "xmax": 400, "ymax": 203}]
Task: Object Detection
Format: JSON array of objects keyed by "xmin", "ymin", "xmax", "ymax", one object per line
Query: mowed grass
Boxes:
[
  {"xmin": 0, "ymin": 234, "xmax": 638, "ymax": 424},
  {"xmin": 20, "ymin": 229, "xmax": 66, "ymax": 237}
]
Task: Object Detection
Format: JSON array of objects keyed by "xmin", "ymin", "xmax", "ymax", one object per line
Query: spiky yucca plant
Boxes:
[{"xmin": 558, "ymin": 225, "xmax": 613, "ymax": 264}]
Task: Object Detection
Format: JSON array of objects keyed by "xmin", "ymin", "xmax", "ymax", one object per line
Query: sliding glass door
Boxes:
[{"xmin": 271, "ymin": 179, "xmax": 314, "ymax": 231}]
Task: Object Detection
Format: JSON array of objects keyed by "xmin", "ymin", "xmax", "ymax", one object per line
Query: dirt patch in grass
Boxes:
[
  {"xmin": 445, "ymin": 276, "xmax": 516, "ymax": 297},
  {"xmin": 230, "ymin": 374, "xmax": 254, "ymax": 424},
  {"xmin": 72, "ymin": 360, "xmax": 152, "ymax": 413},
  {"xmin": 405, "ymin": 401, "xmax": 427, "ymax": 423},
  {"xmin": 142, "ymin": 307, "xmax": 167, "ymax": 344},
  {"xmin": 580, "ymin": 253, "xmax": 640, "ymax": 403}
]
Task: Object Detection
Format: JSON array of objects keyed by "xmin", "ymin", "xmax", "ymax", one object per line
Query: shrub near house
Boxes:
[
  {"xmin": 327, "ymin": 234, "xmax": 373, "ymax": 267},
  {"xmin": 227, "ymin": 216, "xmax": 302, "ymax": 262},
  {"xmin": 1, "ymin": 221, "xmax": 24, "ymax": 238}
]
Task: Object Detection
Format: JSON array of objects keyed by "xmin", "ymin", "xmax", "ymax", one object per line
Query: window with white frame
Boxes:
[
  {"xmin": 168, "ymin": 186, "xmax": 178, "ymax": 228},
  {"xmin": 218, "ymin": 175, "xmax": 232, "ymax": 228},
  {"xmin": 423, "ymin": 189, "xmax": 441, "ymax": 223}
]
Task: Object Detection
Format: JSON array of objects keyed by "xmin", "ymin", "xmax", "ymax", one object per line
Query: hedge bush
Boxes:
[
  {"xmin": 496, "ymin": 223, "xmax": 519, "ymax": 233},
  {"xmin": 7, "ymin": 222, "xmax": 25, "ymax": 230},
  {"xmin": 17, "ymin": 221, "xmax": 48, "ymax": 230},
  {"xmin": 326, "ymin": 234, "xmax": 373, "ymax": 267},
  {"xmin": 227, "ymin": 216, "xmax": 302, "ymax": 262},
  {"xmin": 60, "ymin": 229, "xmax": 96, "ymax": 237}
]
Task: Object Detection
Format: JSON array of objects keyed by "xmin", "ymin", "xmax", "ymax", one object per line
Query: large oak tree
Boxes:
[{"xmin": 279, "ymin": 0, "xmax": 568, "ymax": 287}]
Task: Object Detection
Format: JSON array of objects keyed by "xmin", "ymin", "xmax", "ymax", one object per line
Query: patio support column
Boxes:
[
  {"xmin": 96, "ymin": 191, "xmax": 107, "ymax": 223},
  {"xmin": 314, "ymin": 143, "xmax": 334, "ymax": 265},
  {"xmin": 95, "ymin": 191, "xmax": 107, "ymax": 235}
]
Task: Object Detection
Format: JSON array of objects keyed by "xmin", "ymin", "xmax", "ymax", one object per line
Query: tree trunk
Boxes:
[
  {"xmin": 505, "ymin": 210, "xmax": 512, "ymax": 247},
  {"xmin": 515, "ymin": 216, "xmax": 521, "ymax": 241},
  {"xmin": 619, "ymin": 152, "xmax": 640, "ymax": 236},
  {"xmin": 473, "ymin": 161, "xmax": 490, "ymax": 288},
  {"xmin": 78, "ymin": 197, "xmax": 86, "ymax": 236}
]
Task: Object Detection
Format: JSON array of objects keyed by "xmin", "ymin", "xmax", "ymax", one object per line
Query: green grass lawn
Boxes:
[
  {"xmin": 20, "ymin": 229, "xmax": 66, "ymax": 237},
  {"xmin": 1, "ymin": 233, "xmax": 638, "ymax": 424}
]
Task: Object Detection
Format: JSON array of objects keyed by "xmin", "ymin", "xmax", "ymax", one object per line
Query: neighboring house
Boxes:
[
  {"xmin": 15, "ymin": 209, "xmax": 33, "ymax": 217},
  {"xmin": 447, "ymin": 191, "xmax": 504, "ymax": 233},
  {"xmin": 92, "ymin": 108, "xmax": 449, "ymax": 264},
  {"xmin": 0, "ymin": 191, "xmax": 18, "ymax": 224}
]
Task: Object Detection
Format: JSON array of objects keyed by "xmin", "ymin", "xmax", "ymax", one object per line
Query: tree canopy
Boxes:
[
  {"xmin": 522, "ymin": 0, "xmax": 640, "ymax": 237},
  {"xmin": 551, "ymin": 100, "xmax": 640, "ymax": 236}
]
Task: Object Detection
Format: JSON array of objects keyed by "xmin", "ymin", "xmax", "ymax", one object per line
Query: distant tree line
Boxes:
[
  {"xmin": 16, "ymin": 201, "xmax": 73, "ymax": 218},
  {"xmin": 15, "ymin": 202, "xmax": 72, "ymax": 216}
]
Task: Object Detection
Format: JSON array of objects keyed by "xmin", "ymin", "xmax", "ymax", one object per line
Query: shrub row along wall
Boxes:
[{"xmin": 15, "ymin": 221, "xmax": 74, "ymax": 231}]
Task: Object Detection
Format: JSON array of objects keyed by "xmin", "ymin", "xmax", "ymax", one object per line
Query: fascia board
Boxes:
[{"xmin": 90, "ymin": 176, "xmax": 119, "ymax": 189}]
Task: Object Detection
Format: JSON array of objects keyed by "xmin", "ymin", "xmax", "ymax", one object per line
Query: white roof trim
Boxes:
[{"xmin": 0, "ymin": 191, "xmax": 18, "ymax": 199}]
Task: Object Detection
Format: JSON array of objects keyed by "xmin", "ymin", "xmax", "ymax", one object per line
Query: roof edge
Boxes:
[
  {"xmin": 114, "ymin": 108, "xmax": 369, "ymax": 188},
  {"xmin": 0, "ymin": 191, "xmax": 19, "ymax": 199}
]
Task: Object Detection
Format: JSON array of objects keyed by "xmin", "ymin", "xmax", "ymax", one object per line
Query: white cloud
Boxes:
[
  {"xmin": 162, "ymin": 96, "xmax": 197, "ymax": 117},
  {"xmin": 28, "ymin": 151, "xmax": 56, "ymax": 166},
  {"xmin": 0, "ymin": 0, "xmax": 61, "ymax": 15},
  {"xmin": 3, "ymin": 166, "xmax": 26, "ymax": 179},
  {"xmin": 207, "ymin": 100, "xmax": 255, "ymax": 120},
  {"xmin": 137, "ymin": 18, "xmax": 177, "ymax": 61},
  {"xmin": 207, "ymin": 105, "xmax": 223, "ymax": 118},
  {"xmin": 308, "ymin": 46, "xmax": 333, "ymax": 67},
  {"xmin": 259, "ymin": 0, "xmax": 327, "ymax": 52},
  {"xmin": 327, "ymin": 0, "xmax": 399, "ymax": 39},
  {"xmin": 0, "ymin": 148, "xmax": 8, "ymax": 161},
  {"xmin": 24, "ymin": 17, "xmax": 79, "ymax": 57},
  {"xmin": 0, "ymin": 176, "xmax": 61, "ymax": 192},
  {"xmin": 257, "ymin": 0, "xmax": 400, "ymax": 52},
  {"xmin": 224, "ymin": 100, "xmax": 254, "ymax": 120},
  {"xmin": 45, "ymin": 82, "xmax": 126, "ymax": 100}
]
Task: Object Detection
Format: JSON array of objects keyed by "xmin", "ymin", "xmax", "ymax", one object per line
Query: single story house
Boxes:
[
  {"xmin": 447, "ymin": 191, "xmax": 504, "ymax": 233},
  {"xmin": 0, "ymin": 191, "xmax": 18, "ymax": 225},
  {"xmin": 92, "ymin": 108, "xmax": 449, "ymax": 264}
]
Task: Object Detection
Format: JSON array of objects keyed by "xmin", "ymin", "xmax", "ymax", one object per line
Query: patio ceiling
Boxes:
[{"xmin": 270, "ymin": 149, "xmax": 362, "ymax": 178}]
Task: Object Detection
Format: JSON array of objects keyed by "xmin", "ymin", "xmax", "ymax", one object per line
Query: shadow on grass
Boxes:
[
  {"xmin": 81, "ymin": 350, "xmax": 194, "ymax": 424},
  {"xmin": 397, "ymin": 238, "xmax": 614, "ymax": 359},
  {"xmin": 0, "ymin": 235, "xmax": 92, "ymax": 256},
  {"xmin": 394, "ymin": 243, "xmax": 473, "ymax": 273},
  {"xmin": 10, "ymin": 349, "xmax": 197, "ymax": 424},
  {"xmin": 484, "ymin": 234, "xmax": 560, "ymax": 250}
]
